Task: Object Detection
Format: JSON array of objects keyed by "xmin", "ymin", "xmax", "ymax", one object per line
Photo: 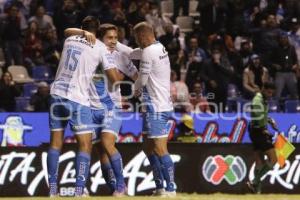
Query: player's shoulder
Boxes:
[{"xmin": 94, "ymin": 39, "xmax": 106, "ymax": 49}]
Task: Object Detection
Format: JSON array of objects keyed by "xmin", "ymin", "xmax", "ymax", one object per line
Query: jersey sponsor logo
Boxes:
[
  {"xmin": 202, "ymin": 155, "xmax": 247, "ymax": 185},
  {"xmin": 159, "ymin": 54, "xmax": 168, "ymax": 60}
]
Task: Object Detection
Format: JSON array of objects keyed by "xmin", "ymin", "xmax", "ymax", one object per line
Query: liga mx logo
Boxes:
[{"xmin": 202, "ymin": 155, "xmax": 247, "ymax": 185}]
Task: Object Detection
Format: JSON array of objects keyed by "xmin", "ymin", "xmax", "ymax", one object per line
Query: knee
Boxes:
[
  {"xmin": 153, "ymin": 145, "xmax": 168, "ymax": 157},
  {"xmin": 101, "ymin": 138, "xmax": 115, "ymax": 153},
  {"xmin": 78, "ymin": 140, "xmax": 92, "ymax": 154},
  {"xmin": 50, "ymin": 138, "xmax": 63, "ymax": 150}
]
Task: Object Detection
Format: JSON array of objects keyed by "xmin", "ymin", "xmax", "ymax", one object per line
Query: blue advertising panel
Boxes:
[{"xmin": 0, "ymin": 112, "xmax": 300, "ymax": 146}]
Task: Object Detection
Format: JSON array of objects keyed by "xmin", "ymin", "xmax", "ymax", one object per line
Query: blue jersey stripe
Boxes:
[
  {"xmin": 94, "ymin": 80, "xmax": 115, "ymax": 110},
  {"xmin": 142, "ymin": 87, "xmax": 155, "ymax": 112}
]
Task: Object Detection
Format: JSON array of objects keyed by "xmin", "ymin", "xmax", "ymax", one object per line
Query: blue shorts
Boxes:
[
  {"xmin": 142, "ymin": 112, "xmax": 173, "ymax": 138},
  {"xmin": 92, "ymin": 107, "xmax": 122, "ymax": 139},
  {"xmin": 49, "ymin": 95, "xmax": 94, "ymax": 134}
]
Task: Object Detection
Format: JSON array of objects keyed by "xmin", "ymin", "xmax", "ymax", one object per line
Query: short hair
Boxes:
[
  {"xmin": 98, "ymin": 23, "xmax": 118, "ymax": 39},
  {"xmin": 263, "ymin": 82, "xmax": 276, "ymax": 90},
  {"xmin": 133, "ymin": 21, "xmax": 154, "ymax": 35},
  {"xmin": 81, "ymin": 16, "xmax": 100, "ymax": 33}
]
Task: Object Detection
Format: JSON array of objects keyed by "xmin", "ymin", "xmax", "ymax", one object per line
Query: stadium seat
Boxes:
[
  {"xmin": 268, "ymin": 99, "xmax": 279, "ymax": 112},
  {"xmin": 7, "ymin": 65, "xmax": 34, "ymax": 83},
  {"xmin": 15, "ymin": 97, "xmax": 32, "ymax": 112},
  {"xmin": 23, "ymin": 83, "xmax": 38, "ymax": 97},
  {"xmin": 189, "ymin": 0, "xmax": 200, "ymax": 17},
  {"xmin": 32, "ymin": 66, "xmax": 53, "ymax": 81},
  {"xmin": 176, "ymin": 16, "xmax": 194, "ymax": 33},
  {"xmin": 285, "ymin": 100, "xmax": 300, "ymax": 113},
  {"xmin": 160, "ymin": 0, "xmax": 174, "ymax": 18}
]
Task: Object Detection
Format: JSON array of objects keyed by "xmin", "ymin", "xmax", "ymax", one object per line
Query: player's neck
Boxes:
[{"xmin": 142, "ymin": 38, "xmax": 156, "ymax": 48}]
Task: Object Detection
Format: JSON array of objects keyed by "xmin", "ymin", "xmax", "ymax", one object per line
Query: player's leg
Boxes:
[
  {"xmin": 100, "ymin": 108, "xmax": 126, "ymax": 195},
  {"xmin": 92, "ymin": 109, "xmax": 117, "ymax": 193},
  {"xmin": 153, "ymin": 137, "xmax": 176, "ymax": 194},
  {"xmin": 47, "ymin": 95, "xmax": 68, "ymax": 196},
  {"xmin": 148, "ymin": 112, "xmax": 176, "ymax": 196},
  {"xmin": 99, "ymin": 145, "xmax": 116, "ymax": 193},
  {"xmin": 143, "ymin": 136, "xmax": 165, "ymax": 193},
  {"xmin": 248, "ymin": 127, "xmax": 274, "ymax": 193},
  {"xmin": 74, "ymin": 132, "xmax": 92, "ymax": 196},
  {"xmin": 142, "ymin": 113, "xmax": 165, "ymax": 194},
  {"xmin": 48, "ymin": 130, "xmax": 64, "ymax": 197},
  {"xmin": 71, "ymin": 103, "xmax": 94, "ymax": 197}
]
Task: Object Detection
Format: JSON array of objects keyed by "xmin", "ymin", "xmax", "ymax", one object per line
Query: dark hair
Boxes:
[
  {"xmin": 81, "ymin": 16, "xmax": 100, "ymax": 33},
  {"xmin": 263, "ymin": 82, "xmax": 275, "ymax": 90},
  {"xmin": 97, "ymin": 23, "xmax": 118, "ymax": 39}
]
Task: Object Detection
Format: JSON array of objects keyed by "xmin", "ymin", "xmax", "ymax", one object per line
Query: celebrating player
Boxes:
[
  {"xmin": 47, "ymin": 16, "xmax": 116, "ymax": 197},
  {"xmin": 64, "ymin": 24, "xmax": 138, "ymax": 196},
  {"xmin": 133, "ymin": 22, "xmax": 176, "ymax": 197}
]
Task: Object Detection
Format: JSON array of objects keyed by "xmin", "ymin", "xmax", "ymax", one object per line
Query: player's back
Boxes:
[
  {"xmin": 142, "ymin": 42, "xmax": 173, "ymax": 112},
  {"xmin": 51, "ymin": 36, "xmax": 104, "ymax": 106}
]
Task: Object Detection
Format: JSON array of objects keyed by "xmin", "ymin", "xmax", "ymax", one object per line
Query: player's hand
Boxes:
[{"xmin": 82, "ymin": 31, "xmax": 96, "ymax": 44}]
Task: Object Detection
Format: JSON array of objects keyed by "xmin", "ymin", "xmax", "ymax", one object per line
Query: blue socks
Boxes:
[
  {"xmin": 148, "ymin": 154, "xmax": 164, "ymax": 189},
  {"xmin": 110, "ymin": 152, "xmax": 125, "ymax": 191},
  {"xmin": 159, "ymin": 154, "xmax": 176, "ymax": 192},
  {"xmin": 75, "ymin": 151, "xmax": 91, "ymax": 196},
  {"xmin": 47, "ymin": 148, "xmax": 60, "ymax": 195},
  {"xmin": 101, "ymin": 162, "xmax": 116, "ymax": 192}
]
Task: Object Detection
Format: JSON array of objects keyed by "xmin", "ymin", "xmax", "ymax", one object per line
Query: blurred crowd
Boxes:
[{"xmin": 1, "ymin": 0, "xmax": 300, "ymax": 112}]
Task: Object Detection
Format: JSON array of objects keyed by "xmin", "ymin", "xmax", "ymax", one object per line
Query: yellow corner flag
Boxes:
[{"xmin": 275, "ymin": 134, "xmax": 295, "ymax": 168}]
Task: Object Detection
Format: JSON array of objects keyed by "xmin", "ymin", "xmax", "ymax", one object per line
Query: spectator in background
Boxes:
[
  {"xmin": 0, "ymin": 71, "xmax": 21, "ymax": 111},
  {"xmin": 112, "ymin": 7, "xmax": 128, "ymax": 27},
  {"xmin": 288, "ymin": 18, "xmax": 300, "ymax": 65},
  {"xmin": 243, "ymin": 54, "xmax": 269, "ymax": 99},
  {"xmin": 54, "ymin": 0, "xmax": 84, "ymax": 42},
  {"xmin": 159, "ymin": 23, "xmax": 181, "ymax": 64},
  {"xmin": 208, "ymin": 28, "xmax": 235, "ymax": 53},
  {"xmin": 172, "ymin": 0, "xmax": 189, "ymax": 23},
  {"xmin": 171, "ymin": 70, "xmax": 190, "ymax": 112},
  {"xmin": 127, "ymin": 1, "xmax": 149, "ymax": 26},
  {"xmin": 171, "ymin": 49, "xmax": 187, "ymax": 81},
  {"xmin": 189, "ymin": 82, "xmax": 210, "ymax": 113},
  {"xmin": 146, "ymin": 1, "xmax": 171, "ymax": 38},
  {"xmin": 24, "ymin": 20, "xmax": 44, "ymax": 68},
  {"xmin": 254, "ymin": 14, "xmax": 281, "ymax": 67},
  {"xmin": 185, "ymin": 36, "xmax": 207, "ymax": 90},
  {"xmin": 0, "ymin": 5, "xmax": 23, "ymax": 69},
  {"xmin": 29, "ymin": 81, "xmax": 50, "ymax": 112},
  {"xmin": 200, "ymin": 0, "xmax": 228, "ymax": 35},
  {"xmin": 42, "ymin": 28, "xmax": 60, "ymax": 72},
  {"xmin": 202, "ymin": 48, "xmax": 234, "ymax": 112},
  {"xmin": 271, "ymin": 32, "xmax": 299, "ymax": 99},
  {"xmin": 28, "ymin": 5, "xmax": 55, "ymax": 34},
  {"xmin": 117, "ymin": 26, "xmax": 129, "ymax": 45}
]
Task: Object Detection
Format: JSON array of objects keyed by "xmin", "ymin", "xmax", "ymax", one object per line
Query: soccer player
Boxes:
[
  {"xmin": 133, "ymin": 22, "xmax": 176, "ymax": 197},
  {"xmin": 64, "ymin": 24, "xmax": 138, "ymax": 196},
  {"xmin": 47, "ymin": 16, "xmax": 118, "ymax": 197},
  {"xmin": 247, "ymin": 82, "xmax": 278, "ymax": 194}
]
